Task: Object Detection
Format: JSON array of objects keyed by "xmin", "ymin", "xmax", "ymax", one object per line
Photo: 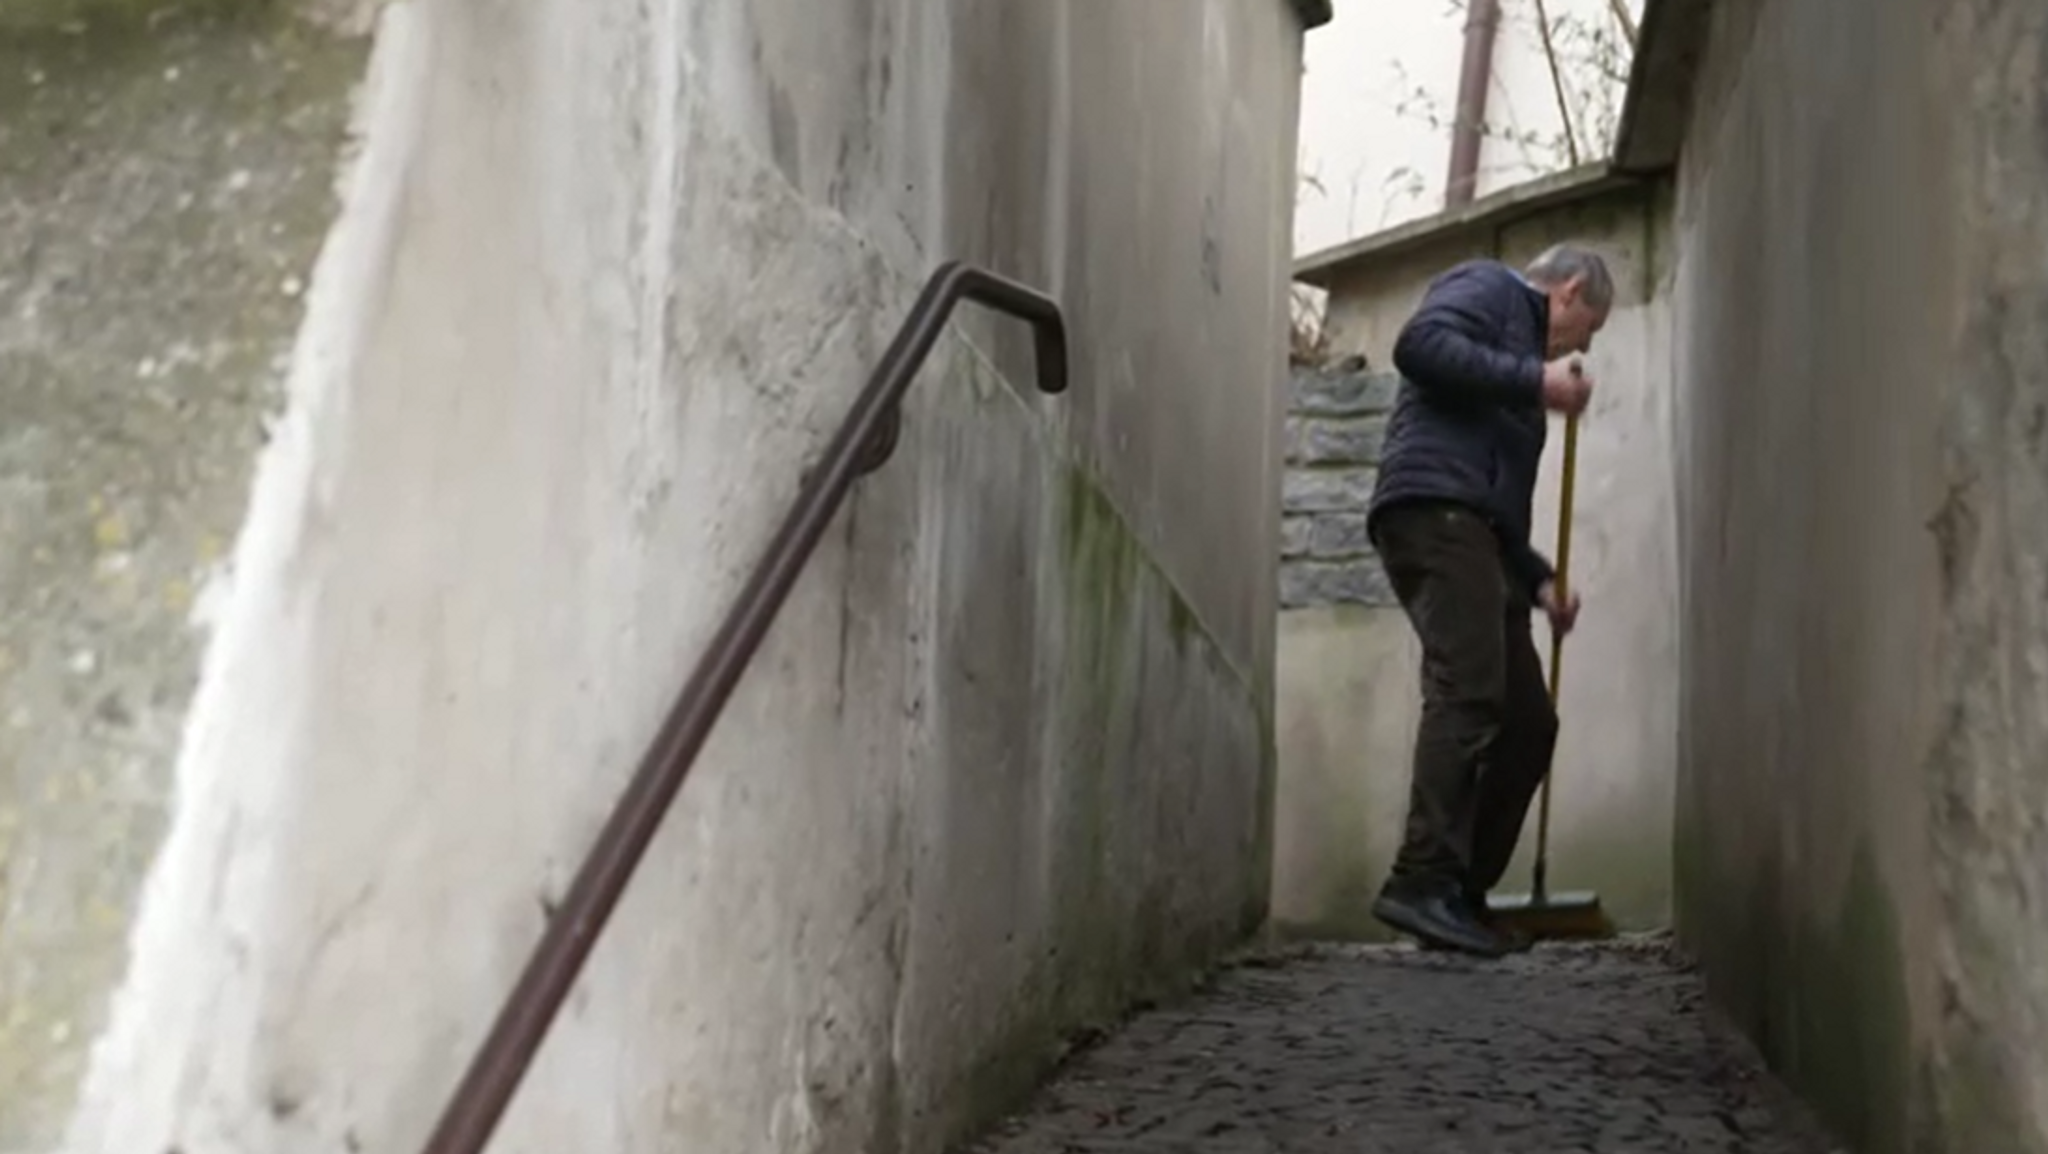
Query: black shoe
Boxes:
[
  {"xmin": 1412, "ymin": 893, "xmax": 1534, "ymax": 954},
  {"xmin": 1372, "ymin": 883, "xmax": 1510, "ymax": 958},
  {"xmin": 1468, "ymin": 893, "xmax": 1535, "ymax": 953},
  {"xmin": 1483, "ymin": 917, "xmax": 1535, "ymax": 953}
]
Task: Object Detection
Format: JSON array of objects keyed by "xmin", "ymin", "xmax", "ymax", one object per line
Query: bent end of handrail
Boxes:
[
  {"xmin": 936, "ymin": 261, "xmax": 1070, "ymax": 397},
  {"xmin": 410, "ymin": 258, "xmax": 1070, "ymax": 1154}
]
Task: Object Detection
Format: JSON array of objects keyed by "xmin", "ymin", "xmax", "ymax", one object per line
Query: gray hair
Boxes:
[{"xmin": 1525, "ymin": 244, "xmax": 1615, "ymax": 311}]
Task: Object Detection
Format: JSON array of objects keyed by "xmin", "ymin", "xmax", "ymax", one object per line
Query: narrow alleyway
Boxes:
[{"xmin": 971, "ymin": 939, "xmax": 1844, "ymax": 1153}]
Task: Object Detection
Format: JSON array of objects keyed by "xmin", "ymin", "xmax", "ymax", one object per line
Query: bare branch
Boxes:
[
  {"xmin": 1530, "ymin": 0, "xmax": 1583, "ymax": 166},
  {"xmin": 1607, "ymin": 0, "xmax": 1639, "ymax": 48}
]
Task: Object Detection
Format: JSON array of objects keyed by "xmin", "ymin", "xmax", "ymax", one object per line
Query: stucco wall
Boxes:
[
  {"xmin": 1276, "ymin": 180, "xmax": 1676, "ymax": 938},
  {"xmin": 1668, "ymin": 0, "xmax": 2047, "ymax": 1149},
  {"xmin": 6, "ymin": 1, "xmax": 1308, "ymax": 1151}
]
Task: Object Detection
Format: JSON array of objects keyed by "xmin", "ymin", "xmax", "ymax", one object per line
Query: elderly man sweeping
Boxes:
[{"xmin": 1366, "ymin": 244, "xmax": 1612, "ymax": 959}]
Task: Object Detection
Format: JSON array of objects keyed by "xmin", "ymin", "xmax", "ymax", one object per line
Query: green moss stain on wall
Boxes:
[
  {"xmin": 1047, "ymin": 460, "xmax": 1270, "ymax": 1005},
  {"xmin": 0, "ymin": 6, "xmax": 365, "ymax": 1147},
  {"xmin": 1776, "ymin": 845, "xmax": 1914, "ymax": 1153},
  {"xmin": 1685, "ymin": 837, "xmax": 1916, "ymax": 1154},
  {"xmin": 931, "ymin": 459, "xmax": 1271, "ymax": 1149},
  {"xmin": 1049, "ymin": 465, "xmax": 1144, "ymax": 1017}
]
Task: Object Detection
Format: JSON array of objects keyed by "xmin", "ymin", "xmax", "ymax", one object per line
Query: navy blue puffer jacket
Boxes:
[{"xmin": 1367, "ymin": 259, "xmax": 1556, "ymax": 598}]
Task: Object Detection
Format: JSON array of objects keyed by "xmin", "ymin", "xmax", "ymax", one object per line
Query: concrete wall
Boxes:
[
  {"xmin": 0, "ymin": 5, "xmax": 369, "ymax": 1149},
  {"xmin": 1270, "ymin": 367, "xmax": 1399, "ymax": 939},
  {"xmin": 1275, "ymin": 180, "xmax": 1677, "ymax": 938},
  {"xmin": 2, "ymin": 1, "xmax": 1309, "ymax": 1151},
  {"xmin": 1273, "ymin": 603, "xmax": 1418, "ymax": 940},
  {"xmin": 1667, "ymin": 0, "xmax": 2048, "ymax": 1149}
]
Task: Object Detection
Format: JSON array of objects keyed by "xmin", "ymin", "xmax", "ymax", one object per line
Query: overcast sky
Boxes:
[{"xmin": 1295, "ymin": 0, "xmax": 1640, "ymax": 256}]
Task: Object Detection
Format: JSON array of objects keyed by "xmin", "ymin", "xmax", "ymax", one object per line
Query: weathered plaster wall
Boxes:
[
  {"xmin": 27, "ymin": 1, "xmax": 1305, "ymax": 1152},
  {"xmin": 0, "ymin": 5, "xmax": 366, "ymax": 1149},
  {"xmin": 1276, "ymin": 182, "xmax": 1676, "ymax": 938},
  {"xmin": 1668, "ymin": 0, "xmax": 2047, "ymax": 1149}
]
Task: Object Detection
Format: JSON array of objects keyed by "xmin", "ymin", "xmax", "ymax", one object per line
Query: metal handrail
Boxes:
[{"xmin": 417, "ymin": 262, "xmax": 1068, "ymax": 1154}]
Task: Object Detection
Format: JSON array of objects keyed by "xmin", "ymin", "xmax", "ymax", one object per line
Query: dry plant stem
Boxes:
[
  {"xmin": 1607, "ymin": 0, "xmax": 1638, "ymax": 47},
  {"xmin": 1531, "ymin": 0, "xmax": 1583, "ymax": 166}
]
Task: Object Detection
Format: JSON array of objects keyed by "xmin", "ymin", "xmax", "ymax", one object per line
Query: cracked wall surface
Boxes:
[
  {"xmin": 1670, "ymin": 0, "xmax": 2048, "ymax": 1149},
  {"xmin": 7, "ymin": 1, "xmax": 1309, "ymax": 1151}
]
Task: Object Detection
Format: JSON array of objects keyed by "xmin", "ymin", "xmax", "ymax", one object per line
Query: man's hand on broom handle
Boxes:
[
  {"xmin": 1540, "ymin": 355, "xmax": 1594, "ymax": 415},
  {"xmin": 1538, "ymin": 579, "xmax": 1581, "ymax": 636}
]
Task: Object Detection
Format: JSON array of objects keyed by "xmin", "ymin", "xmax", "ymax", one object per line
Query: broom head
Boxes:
[{"xmin": 1486, "ymin": 889, "xmax": 1615, "ymax": 940}]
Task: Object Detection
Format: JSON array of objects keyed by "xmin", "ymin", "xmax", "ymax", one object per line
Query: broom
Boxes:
[{"xmin": 1486, "ymin": 376, "xmax": 1615, "ymax": 941}]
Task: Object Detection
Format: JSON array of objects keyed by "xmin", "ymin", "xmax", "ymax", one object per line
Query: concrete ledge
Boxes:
[
  {"xmin": 1294, "ymin": 163, "xmax": 1644, "ymax": 288},
  {"xmin": 1611, "ymin": 0, "xmax": 1715, "ymax": 174}
]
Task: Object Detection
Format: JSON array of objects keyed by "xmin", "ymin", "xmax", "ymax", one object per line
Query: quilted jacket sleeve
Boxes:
[{"xmin": 1390, "ymin": 264, "xmax": 1546, "ymax": 409}]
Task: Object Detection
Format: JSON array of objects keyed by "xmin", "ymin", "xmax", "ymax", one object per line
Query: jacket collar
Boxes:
[{"xmin": 1508, "ymin": 267, "xmax": 1551, "ymax": 331}]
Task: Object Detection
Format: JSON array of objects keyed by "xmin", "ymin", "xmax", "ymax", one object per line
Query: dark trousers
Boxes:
[{"xmin": 1373, "ymin": 501, "xmax": 1559, "ymax": 899}]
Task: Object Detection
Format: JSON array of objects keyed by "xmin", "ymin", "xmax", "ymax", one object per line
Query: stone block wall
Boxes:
[{"xmin": 1280, "ymin": 365, "xmax": 1396, "ymax": 608}]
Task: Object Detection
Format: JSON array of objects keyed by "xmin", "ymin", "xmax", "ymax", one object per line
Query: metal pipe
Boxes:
[
  {"xmin": 1445, "ymin": 0, "xmax": 1502, "ymax": 207},
  {"xmin": 415, "ymin": 262, "xmax": 1067, "ymax": 1154}
]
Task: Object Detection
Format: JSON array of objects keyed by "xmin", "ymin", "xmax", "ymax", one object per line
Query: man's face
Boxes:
[{"xmin": 1546, "ymin": 275, "xmax": 1609, "ymax": 357}]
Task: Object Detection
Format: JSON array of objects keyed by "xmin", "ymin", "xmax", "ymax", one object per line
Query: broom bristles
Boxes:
[{"xmin": 1486, "ymin": 890, "xmax": 1615, "ymax": 940}]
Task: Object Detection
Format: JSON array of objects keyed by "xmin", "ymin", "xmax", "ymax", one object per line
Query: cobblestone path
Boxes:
[{"xmin": 971, "ymin": 939, "xmax": 1844, "ymax": 1154}]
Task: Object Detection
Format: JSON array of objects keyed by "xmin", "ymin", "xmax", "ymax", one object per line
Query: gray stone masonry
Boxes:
[
  {"xmin": 969, "ymin": 939, "xmax": 1846, "ymax": 1154},
  {"xmin": 1282, "ymin": 366, "xmax": 1399, "ymax": 608}
]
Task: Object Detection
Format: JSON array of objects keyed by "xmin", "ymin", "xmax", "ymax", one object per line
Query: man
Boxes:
[{"xmin": 1366, "ymin": 244, "xmax": 1611, "ymax": 958}]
